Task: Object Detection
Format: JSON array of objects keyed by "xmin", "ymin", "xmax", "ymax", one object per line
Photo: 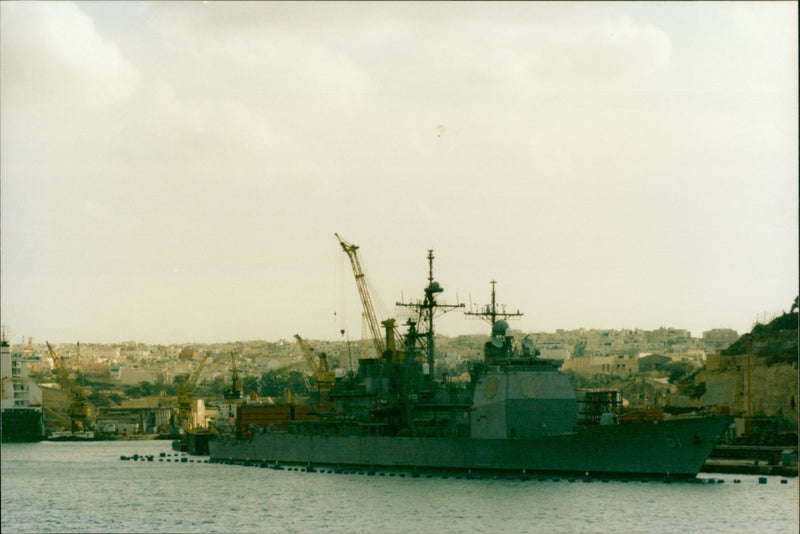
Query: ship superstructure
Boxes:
[{"xmin": 1, "ymin": 332, "xmax": 45, "ymax": 442}]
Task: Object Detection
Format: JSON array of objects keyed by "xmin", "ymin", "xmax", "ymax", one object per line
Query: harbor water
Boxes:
[{"xmin": 2, "ymin": 440, "xmax": 797, "ymax": 533}]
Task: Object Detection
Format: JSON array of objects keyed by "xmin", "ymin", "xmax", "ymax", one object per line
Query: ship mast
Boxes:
[
  {"xmin": 396, "ymin": 250, "xmax": 463, "ymax": 385},
  {"xmin": 465, "ymin": 280, "xmax": 523, "ymax": 329}
]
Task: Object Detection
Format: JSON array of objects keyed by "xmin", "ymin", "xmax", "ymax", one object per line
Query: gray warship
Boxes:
[{"xmin": 209, "ymin": 240, "xmax": 732, "ymax": 477}]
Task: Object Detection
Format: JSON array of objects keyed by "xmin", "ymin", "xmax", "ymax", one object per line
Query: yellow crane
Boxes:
[
  {"xmin": 43, "ymin": 405, "xmax": 72, "ymax": 428},
  {"xmin": 45, "ymin": 341, "xmax": 91, "ymax": 431},
  {"xmin": 335, "ymin": 233, "xmax": 402, "ymax": 359},
  {"xmin": 175, "ymin": 353, "xmax": 210, "ymax": 431},
  {"xmin": 294, "ymin": 334, "xmax": 335, "ymax": 399}
]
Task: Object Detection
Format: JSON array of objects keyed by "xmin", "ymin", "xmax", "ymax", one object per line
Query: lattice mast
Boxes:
[
  {"xmin": 465, "ymin": 280, "xmax": 523, "ymax": 328},
  {"xmin": 396, "ymin": 250, "xmax": 464, "ymax": 385}
]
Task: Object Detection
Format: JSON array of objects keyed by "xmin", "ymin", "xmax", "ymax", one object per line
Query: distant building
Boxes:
[
  {"xmin": 537, "ymin": 341, "xmax": 570, "ymax": 361},
  {"xmin": 562, "ymin": 354, "xmax": 638, "ymax": 377},
  {"xmin": 669, "ymin": 349, "xmax": 706, "ymax": 365},
  {"xmin": 98, "ymin": 400, "xmax": 173, "ymax": 435},
  {"xmin": 110, "ymin": 364, "xmax": 122, "ymax": 380},
  {"xmin": 179, "ymin": 348, "xmax": 199, "ymax": 361},
  {"xmin": 702, "ymin": 328, "xmax": 738, "ymax": 351},
  {"xmin": 638, "ymin": 354, "xmax": 672, "ymax": 372},
  {"xmin": 114, "ymin": 367, "xmax": 158, "ymax": 386}
]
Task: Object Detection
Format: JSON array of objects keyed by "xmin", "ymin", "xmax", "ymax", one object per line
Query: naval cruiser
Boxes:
[{"xmin": 209, "ymin": 242, "xmax": 731, "ymax": 477}]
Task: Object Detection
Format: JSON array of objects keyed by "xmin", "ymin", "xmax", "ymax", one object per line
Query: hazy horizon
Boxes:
[{"xmin": 2, "ymin": 2, "xmax": 797, "ymax": 345}]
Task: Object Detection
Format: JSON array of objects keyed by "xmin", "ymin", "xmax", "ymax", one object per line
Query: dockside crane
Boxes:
[
  {"xmin": 335, "ymin": 233, "xmax": 403, "ymax": 359},
  {"xmin": 294, "ymin": 334, "xmax": 336, "ymax": 400},
  {"xmin": 45, "ymin": 341, "xmax": 91, "ymax": 432},
  {"xmin": 175, "ymin": 353, "xmax": 210, "ymax": 431}
]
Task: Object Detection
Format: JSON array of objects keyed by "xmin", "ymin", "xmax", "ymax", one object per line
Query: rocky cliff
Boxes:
[{"xmin": 697, "ymin": 308, "xmax": 798, "ymax": 442}]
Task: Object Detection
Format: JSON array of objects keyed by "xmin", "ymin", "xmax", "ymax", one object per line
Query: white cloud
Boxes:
[
  {"xmin": 1, "ymin": 2, "xmax": 140, "ymax": 108},
  {"xmin": 533, "ymin": 14, "xmax": 672, "ymax": 87},
  {"xmin": 0, "ymin": 2, "xmax": 796, "ymax": 343}
]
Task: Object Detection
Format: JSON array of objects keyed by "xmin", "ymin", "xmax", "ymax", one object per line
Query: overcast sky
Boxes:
[{"xmin": 1, "ymin": 1, "xmax": 797, "ymax": 345}]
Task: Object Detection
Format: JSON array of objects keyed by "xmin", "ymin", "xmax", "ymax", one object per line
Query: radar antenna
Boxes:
[
  {"xmin": 396, "ymin": 250, "xmax": 464, "ymax": 385},
  {"xmin": 464, "ymin": 280, "xmax": 523, "ymax": 328}
]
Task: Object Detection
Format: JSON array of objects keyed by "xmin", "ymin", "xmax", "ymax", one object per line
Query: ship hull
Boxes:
[
  {"xmin": 210, "ymin": 415, "xmax": 732, "ymax": 477},
  {"xmin": 1, "ymin": 408, "xmax": 45, "ymax": 442}
]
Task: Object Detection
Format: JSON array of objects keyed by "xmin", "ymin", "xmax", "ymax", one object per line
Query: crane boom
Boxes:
[
  {"xmin": 335, "ymin": 233, "xmax": 386, "ymax": 358},
  {"xmin": 45, "ymin": 342, "xmax": 90, "ymax": 429},
  {"xmin": 294, "ymin": 334, "xmax": 335, "ymax": 396},
  {"xmin": 294, "ymin": 335, "xmax": 320, "ymax": 375},
  {"xmin": 176, "ymin": 353, "xmax": 210, "ymax": 431}
]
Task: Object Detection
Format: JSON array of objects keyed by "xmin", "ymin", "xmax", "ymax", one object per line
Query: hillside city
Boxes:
[
  {"xmin": 4, "ymin": 292, "xmax": 797, "ymax": 447},
  {"xmin": 21, "ymin": 325, "xmax": 739, "ymax": 393},
  {"xmin": 5, "ymin": 315, "xmax": 795, "ymax": 442}
]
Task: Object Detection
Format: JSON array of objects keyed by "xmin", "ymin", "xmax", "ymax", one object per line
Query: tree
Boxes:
[
  {"xmin": 242, "ymin": 375, "xmax": 259, "ymax": 396},
  {"xmin": 139, "ymin": 381, "xmax": 154, "ymax": 396},
  {"xmin": 664, "ymin": 362, "xmax": 692, "ymax": 384},
  {"xmin": 257, "ymin": 369, "xmax": 310, "ymax": 398}
]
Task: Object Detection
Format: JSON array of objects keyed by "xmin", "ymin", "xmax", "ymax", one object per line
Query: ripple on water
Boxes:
[{"xmin": 2, "ymin": 442, "xmax": 798, "ymax": 533}]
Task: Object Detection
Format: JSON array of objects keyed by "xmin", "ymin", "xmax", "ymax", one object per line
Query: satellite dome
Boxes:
[
  {"xmin": 428, "ymin": 281, "xmax": 443, "ymax": 293},
  {"xmin": 492, "ymin": 320, "xmax": 509, "ymax": 336}
]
